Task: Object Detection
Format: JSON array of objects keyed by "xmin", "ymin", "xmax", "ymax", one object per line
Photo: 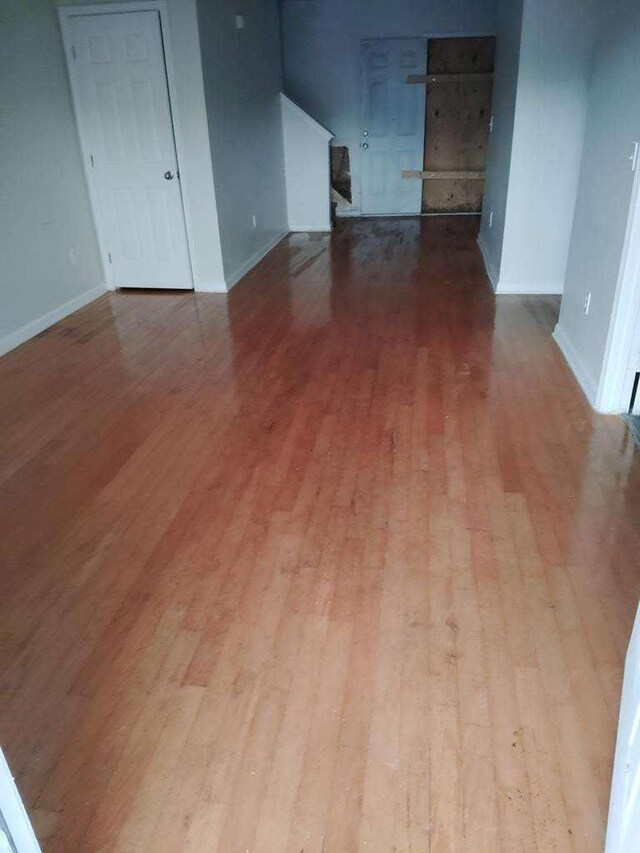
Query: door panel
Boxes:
[
  {"xmin": 360, "ymin": 39, "xmax": 426, "ymax": 215},
  {"xmin": 68, "ymin": 11, "xmax": 192, "ymax": 289}
]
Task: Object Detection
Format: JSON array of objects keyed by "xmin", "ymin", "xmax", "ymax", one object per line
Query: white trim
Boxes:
[
  {"xmin": 418, "ymin": 30, "xmax": 497, "ymax": 38},
  {"xmin": 223, "ymin": 232, "xmax": 289, "ymax": 291},
  {"xmin": 289, "ymin": 223, "xmax": 332, "ymax": 233},
  {"xmin": 0, "ymin": 750, "xmax": 41, "ymax": 852},
  {"xmin": 419, "ymin": 211, "xmax": 482, "ymax": 217},
  {"xmin": 0, "ymin": 285, "xmax": 107, "ymax": 358},
  {"xmin": 596, "ymin": 164, "xmax": 640, "ymax": 413},
  {"xmin": 58, "ymin": 2, "xmax": 196, "ymax": 290},
  {"xmin": 477, "ymin": 234, "xmax": 498, "ymax": 291},
  {"xmin": 553, "ymin": 323, "xmax": 598, "ymax": 407},
  {"xmin": 194, "ymin": 280, "xmax": 228, "ymax": 293},
  {"xmin": 336, "ymin": 211, "xmax": 483, "ymax": 220},
  {"xmin": 496, "ymin": 282, "xmax": 563, "ymax": 295},
  {"xmin": 362, "ymin": 30, "xmax": 497, "ymax": 39},
  {"xmin": 477, "ymin": 236, "xmax": 564, "ymax": 295},
  {"xmin": 280, "ymin": 94, "xmax": 333, "ymax": 141},
  {"xmin": 605, "ymin": 602, "xmax": 640, "ymax": 853}
]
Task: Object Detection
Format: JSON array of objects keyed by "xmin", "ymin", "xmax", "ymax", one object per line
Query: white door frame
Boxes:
[
  {"xmin": 596, "ymin": 153, "xmax": 640, "ymax": 413},
  {"xmin": 605, "ymin": 603, "xmax": 640, "ymax": 852},
  {"xmin": 58, "ymin": 1, "xmax": 195, "ymax": 291},
  {"xmin": 0, "ymin": 751, "xmax": 41, "ymax": 852}
]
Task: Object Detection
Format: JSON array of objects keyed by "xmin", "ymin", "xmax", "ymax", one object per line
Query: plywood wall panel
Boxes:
[
  {"xmin": 422, "ymin": 179, "xmax": 485, "ymax": 214},
  {"xmin": 428, "ymin": 37, "xmax": 495, "ymax": 75},
  {"xmin": 424, "ymin": 80, "xmax": 493, "ymax": 171},
  {"xmin": 422, "ymin": 37, "xmax": 495, "ymax": 213}
]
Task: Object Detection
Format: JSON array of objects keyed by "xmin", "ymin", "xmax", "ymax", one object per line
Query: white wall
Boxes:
[
  {"xmin": 281, "ymin": 94, "xmax": 333, "ymax": 232},
  {"xmin": 197, "ymin": 0, "xmax": 288, "ymax": 289},
  {"xmin": 280, "ymin": 0, "xmax": 497, "ymax": 216},
  {"xmin": 499, "ymin": 0, "xmax": 598, "ymax": 294},
  {"xmin": 555, "ymin": 0, "xmax": 640, "ymax": 404},
  {"xmin": 479, "ymin": 0, "xmax": 598, "ymax": 294},
  {"xmin": 476, "ymin": 0, "xmax": 523, "ymax": 287},
  {"xmin": 57, "ymin": 0, "xmax": 226, "ymax": 292},
  {"xmin": 0, "ymin": 0, "xmax": 105, "ymax": 355}
]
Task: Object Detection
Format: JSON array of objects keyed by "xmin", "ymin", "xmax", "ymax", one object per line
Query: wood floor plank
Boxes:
[{"xmin": 1, "ymin": 217, "xmax": 638, "ymax": 851}]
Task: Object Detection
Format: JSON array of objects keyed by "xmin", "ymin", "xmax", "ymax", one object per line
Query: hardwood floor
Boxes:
[{"xmin": 1, "ymin": 216, "xmax": 639, "ymax": 852}]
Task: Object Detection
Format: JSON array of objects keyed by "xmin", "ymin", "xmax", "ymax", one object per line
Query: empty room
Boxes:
[{"xmin": 2, "ymin": 0, "xmax": 640, "ymax": 851}]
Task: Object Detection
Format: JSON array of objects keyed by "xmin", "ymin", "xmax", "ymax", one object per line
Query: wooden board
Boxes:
[
  {"xmin": 407, "ymin": 73, "xmax": 493, "ymax": 84},
  {"xmin": 422, "ymin": 37, "xmax": 495, "ymax": 213},
  {"xmin": 403, "ymin": 170, "xmax": 484, "ymax": 181},
  {"xmin": 330, "ymin": 145, "xmax": 352, "ymax": 203}
]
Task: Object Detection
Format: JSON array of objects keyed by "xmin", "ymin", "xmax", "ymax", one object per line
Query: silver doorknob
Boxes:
[
  {"xmin": 361, "ymin": 142, "xmax": 369, "ymax": 150},
  {"xmin": 164, "ymin": 170, "xmax": 174, "ymax": 180}
]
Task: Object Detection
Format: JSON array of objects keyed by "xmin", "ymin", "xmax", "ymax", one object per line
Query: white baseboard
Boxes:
[
  {"xmin": 497, "ymin": 281, "xmax": 563, "ymax": 295},
  {"xmin": 477, "ymin": 234, "xmax": 498, "ymax": 291},
  {"xmin": 223, "ymin": 231, "xmax": 289, "ymax": 291},
  {"xmin": 476, "ymin": 235, "xmax": 563, "ymax": 295},
  {"xmin": 553, "ymin": 323, "xmax": 598, "ymax": 407},
  {"xmin": 194, "ymin": 279, "xmax": 228, "ymax": 293},
  {"xmin": 289, "ymin": 223, "xmax": 332, "ymax": 233},
  {"xmin": 0, "ymin": 283, "xmax": 107, "ymax": 358}
]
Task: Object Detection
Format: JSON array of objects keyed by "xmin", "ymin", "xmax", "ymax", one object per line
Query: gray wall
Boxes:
[
  {"xmin": 197, "ymin": 0, "xmax": 288, "ymax": 286},
  {"xmin": 280, "ymin": 0, "xmax": 497, "ymax": 216},
  {"xmin": 499, "ymin": 0, "xmax": 597, "ymax": 293},
  {"xmin": 479, "ymin": 0, "xmax": 597, "ymax": 294},
  {"xmin": 556, "ymin": 0, "xmax": 640, "ymax": 395},
  {"xmin": 1, "ymin": 0, "xmax": 104, "ymax": 350}
]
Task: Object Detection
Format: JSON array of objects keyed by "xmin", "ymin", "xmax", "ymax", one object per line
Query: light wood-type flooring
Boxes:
[{"xmin": 2, "ymin": 217, "xmax": 639, "ymax": 852}]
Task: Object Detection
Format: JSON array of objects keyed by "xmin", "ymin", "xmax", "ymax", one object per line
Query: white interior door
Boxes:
[
  {"xmin": 360, "ymin": 38, "xmax": 426, "ymax": 216},
  {"xmin": 64, "ymin": 10, "xmax": 192, "ymax": 289},
  {"xmin": 606, "ymin": 603, "xmax": 640, "ymax": 852}
]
